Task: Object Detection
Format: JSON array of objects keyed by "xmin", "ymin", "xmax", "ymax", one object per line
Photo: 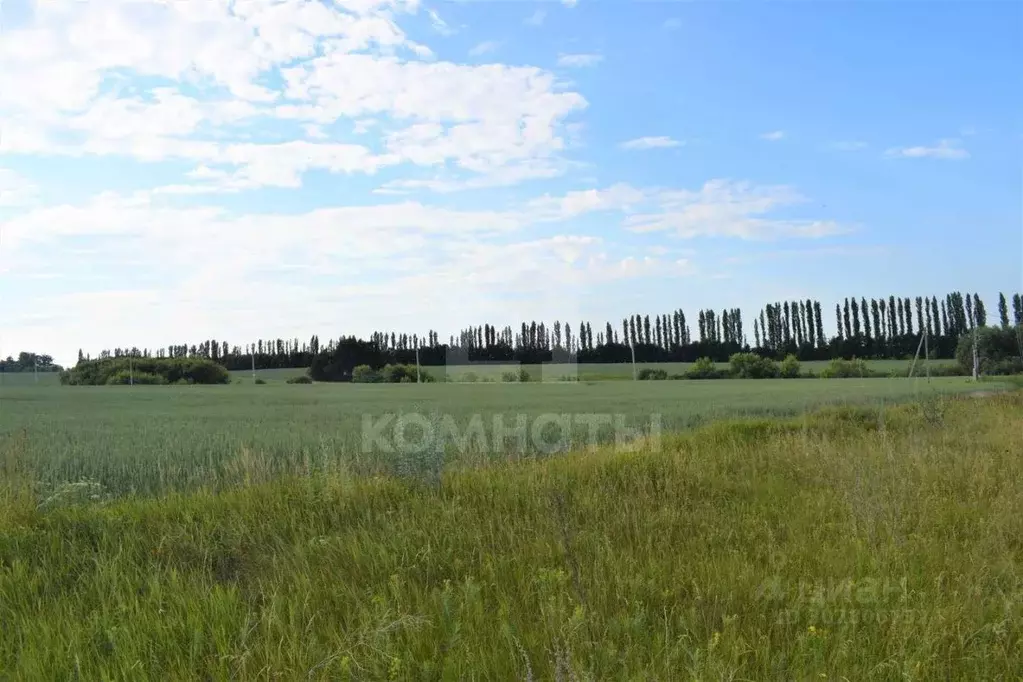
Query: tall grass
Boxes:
[{"xmin": 1, "ymin": 393, "xmax": 1020, "ymax": 679}]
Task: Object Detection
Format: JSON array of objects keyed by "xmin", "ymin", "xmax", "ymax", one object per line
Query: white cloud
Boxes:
[
  {"xmin": 557, "ymin": 53, "xmax": 603, "ymax": 68},
  {"xmin": 760, "ymin": 130, "xmax": 786, "ymax": 141},
  {"xmin": 0, "ymin": 0, "xmax": 586, "ymax": 192},
  {"xmin": 885, "ymin": 139, "xmax": 969, "ymax": 160},
  {"xmin": 620, "ymin": 180, "xmax": 847, "ymax": 240},
  {"xmin": 663, "ymin": 18, "xmax": 682, "ymax": 30},
  {"xmin": 468, "ymin": 41, "xmax": 500, "ymax": 57},
  {"xmin": 620, "ymin": 136, "xmax": 682, "ymax": 150},
  {"xmin": 427, "ymin": 8, "xmax": 454, "ymax": 36},
  {"xmin": 525, "ymin": 9, "xmax": 546, "ymax": 26},
  {"xmin": 562, "ymin": 0, "xmax": 579, "ymax": 7}
]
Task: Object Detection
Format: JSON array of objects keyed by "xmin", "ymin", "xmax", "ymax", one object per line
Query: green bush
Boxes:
[
  {"xmin": 352, "ymin": 365, "xmax": 381, "ymax": 383},
  {"xmin": 286, "ymin": 376, "xmax": 313, "ymax": 384},
  {"xmin": 60, "ymin": 357, "xmax": 229, "ymax": 386},
  {"xmin": 780, "ymin": 354, "xmax": 802, "ymax": 379},
  {"xmin": 518, "ymin": 368, "xmax": 531, "ymax": 383},
  {"xmin": 637, "ymin": 368, "xmax": 668, "ymax": 380},
  {"xmin": 380, "ymin": 364, "xmax": 434, "ymax": 383},
  {"xmin": 501, "ymin": 371, "xmax": 519, "ymax": 382},
  {"xmin": 729, "ymin": 352, "xmax": 779, "ymax": 379},
  {"xmin": 253, "ymin": 378, "xmax": 266, "ymax": 385},
  {"xmin": 461, "ymin": 371, "xmax": 478, "ymax": 383},
  {"xmin": 955, "ymin": 325, "xmax": 1023, "ymax": 376},
  {"xmin": 104, "ymin": 370, "xmax": 167, "ymax": 385},
  {"xmin": 382, "ymin": 364, "xmax": 412, "ymax": 383},
  {"xmin": 820, "ymin": 358, "xmax": 871, "ymax": 378},
  {"xmin": 687, "ymin": 357, "xmax": 728, "ymax": 380}
]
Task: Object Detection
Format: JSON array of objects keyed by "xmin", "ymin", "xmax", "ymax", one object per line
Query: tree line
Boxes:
[
  {"xmin": 78, "ymin": 291, "xmax": 1023, "ymax": 375},
  {"xmin": 0, "ymin": 352, "xmax": 62, "ymax": 373}
]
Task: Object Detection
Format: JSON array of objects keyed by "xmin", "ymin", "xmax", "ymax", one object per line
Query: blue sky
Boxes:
[{"xmin": 0, "ymin": 0, "xmax": 1019, "ymax": 365}]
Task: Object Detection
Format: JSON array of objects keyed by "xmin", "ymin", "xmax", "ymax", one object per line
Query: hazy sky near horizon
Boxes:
[{"xmin": 0, "ymin": 0, "xmax": 1020, "ymax": 365}]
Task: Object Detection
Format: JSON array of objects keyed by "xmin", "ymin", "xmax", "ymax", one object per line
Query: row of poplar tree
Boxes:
[{"xmin": 79, "ymin": 291, "xmax": 1023, "ymax": 369}]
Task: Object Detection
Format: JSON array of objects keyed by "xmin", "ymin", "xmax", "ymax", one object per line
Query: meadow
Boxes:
[
  {"xmin": 0, "ymin": 376, "xmax": 998, "ymax": 499},
  {"xmin": 0, "ymin": 387, "xmax": 1020, "ymax": 679}
]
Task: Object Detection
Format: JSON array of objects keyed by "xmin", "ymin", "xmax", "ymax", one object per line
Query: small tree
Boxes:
[{"xmin": 780, "ymin": 354, "xmax": 801, "ymax": 379}]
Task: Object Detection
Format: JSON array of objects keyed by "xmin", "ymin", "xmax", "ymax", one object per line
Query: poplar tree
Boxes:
[{"xmin": 998, "ymin": 293, "xmax": 1010, "ymax": 327}]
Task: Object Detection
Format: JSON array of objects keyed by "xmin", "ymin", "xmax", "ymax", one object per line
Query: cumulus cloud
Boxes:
[{"xmin": 0, "ymin": 0, "xmax": 586, "ymax": 191}]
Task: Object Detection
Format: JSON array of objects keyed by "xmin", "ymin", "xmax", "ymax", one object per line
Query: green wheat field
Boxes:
[{"xmin": 1, "ymin": 378, "xmax": 1020, "ymax": 679}]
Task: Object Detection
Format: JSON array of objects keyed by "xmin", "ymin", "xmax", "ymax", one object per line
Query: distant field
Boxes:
[
  {"xmin": 0, "ymin": 371, "xmax": 61, "ymax": 386},
  {"xmin": 0, "ymin": 376, "xmax": 1000, "ymax": 498},
  {"xmin": 229, "ymin": 367, "xmax": 311, "ymax": 383},
  {"xmin": 231, "ymin": 358, "xmax": 957, "ymax": 383}
]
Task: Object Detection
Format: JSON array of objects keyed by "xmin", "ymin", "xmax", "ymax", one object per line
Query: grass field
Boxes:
[
  {"xmin": 0, "ymin": 371, "xmax": 62, "ymax": 386},
  {"xmin": 1, "ymin": 390, "xmax": 1020, "ymax": 679},
  {"xmin": 0, "ymin": 377, "xmax": 1001, "ymax": 499},
  {"xmin": 229, "ymin": 358, "xmax": 958, "ymax": 383}
]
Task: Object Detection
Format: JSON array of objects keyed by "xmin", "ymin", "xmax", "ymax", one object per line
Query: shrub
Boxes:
[
  {"xmin": 286, "ymin": 376, "xmax": 313, "ymax": 384},
  {"xmin": 637, "ymin": 368, "xmax": 668, "ymax": 380},
  {"xmin": 352, "ymin": 365, "xmax": 381, "ymax": 383},
  {"xmin": 382, "ymin": 364, "xmax": 412, "ymax": 383},
  {"xmin": 820, "ymin": 358, "xmax": 871, "ymax": 378},
  {"xmin": 501, "ymin": 371, "xmax": 519, "ymax": 382},
  {"xmin": 955, "ymin": 325, "xmax": 1023, "ymax": 376},
  {"xmin": 461, "ymin": 371, "xmax": 478, "ymax": 383},
  {"xmin": 60, "ymin": 357, "xmax": 228, "ymax": 386},
  {"xmin": 687, "ymin": 357, "xmax": 728, "ymax": 380},
  {"xmin": 926, "ymin": 364, "xmax": 966, "ymax": 377},
  {"xmin": 253, "ymin": 378, "xmax": 266, "ymax": 385},
  {"xmin": 729, "ymin": 352, "xmax": 779, "ymax": 379},
  {"xmin": 518, "ymin": 368, "xmax": 531, "ymax": 383},
  {"xmin": 780, "ymin": 354, "xmax": 801, "ymax": 379},
  {"xmin": 379, "ymin": 364, "xmax": 435, "ymax": 383},
  {"xmin": 104, "ymin": 370, "xmax": 167, "ymax": 385}
]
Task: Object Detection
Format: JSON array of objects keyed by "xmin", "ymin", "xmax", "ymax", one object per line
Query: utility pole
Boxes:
[
  {"xmin": 908, "ymin": 331, "xmax": 925, "ymax": 378},
  {"xmin": 251, "ymin": 347, "xmax": 256, "ymax": 381},
  {"xmin": 129, "ymin": 350, "xmax": 134, "ymax": 386},
  {"xmin": 972, "ymin": 327, "xmax": 979, "ymax": 381},
  {"xmin": 924, "ymin": 329, "xmax": 930, "ymax": 383},
  {"xmin": 415, "ymin": 344, "xmax": 421, "ymax": 384},
  {"xmin": 630, "ymin": 341, "xmax": 637, "ymax": 381}
]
